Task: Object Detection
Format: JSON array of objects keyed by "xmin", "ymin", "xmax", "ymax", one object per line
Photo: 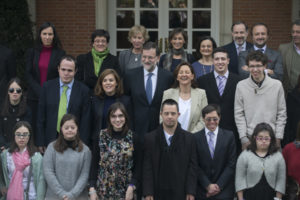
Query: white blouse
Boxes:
[{"xmin": 178, "ymin": 97, "xmax": 191, "ymax": 131}]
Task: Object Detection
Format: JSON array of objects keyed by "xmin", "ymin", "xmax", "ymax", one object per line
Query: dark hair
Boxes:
[
  {"xmin": 247, "ymin": 122, "xmax": 279, "ymax": 154},
  {"xmin": 212, "ymin": 47, "xmax": 229, "ymax": 58},
  {"xmin": 94, "ymin": 69, "xmax": 123, "ymax": 98},
  {"xmin": 168, "ymin": 28, "xmax": 188, "ymax": 49},
  {"xmin": 143, "ymin": 41, "xmax": 160, "ymax": 56},
  {"xmin": 296, "ymin": 120, "xmax": 300, "ymax": 141},
  {"xmin": 9, "ymin": 121, "xmax": 38, "ymax": 157},
  {"xmin": 202, "ymin": 104, "xmax": 221, "ymax": 118},
  {"xmin": 58, "ymin": 55, "xmax": 77, "ymax": 70},
  {"xmin": 292, "ymin": 19, "xmax": 300, "ymax": 27},
  {"xmin": 246, "ymin": 50, "xmax": 268, "ymax": 66},
  {"xmin": 1, "ymin": 78, "xmax": 27, "ymax": 117},
  {"xmin": 231, "ymin": 21, "xmax": 248, "ymax": 32},
  {"xmin": 172, "ymin": 62, "xmax": 198, "ymax": 88},
  {"xmin": 54, "ymin": 114, "xmax": 83, "ymax": 153},
  {"xmin": 35, "ymin": 22, "xmax": 62, "ymax": 50},
  {"xmin": 106, "ymin": 102, "xmax": 130, "ymax": 136},
  {"xmin": 195, "ymin": 36, "xmax": 217, "ymax": 59},
  {"xmin": 251, "ymin": 22, "xmax": 269, "ymax": 36},
  {"xmin": 91, "ymin": 29, "xmax": 110, "ymax": 44},
  {"xmin": 161, "ymin": 99, "xmax": 179, "ymax": 112}
]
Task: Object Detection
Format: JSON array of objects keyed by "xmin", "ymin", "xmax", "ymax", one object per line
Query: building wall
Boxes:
[
  {"xmin": 233, "ymin": 0, "xmax": 292, "ymax": 49},
  {"xmin": 36, "ymin": 0, "xmax": 96, "ymax": 56}
]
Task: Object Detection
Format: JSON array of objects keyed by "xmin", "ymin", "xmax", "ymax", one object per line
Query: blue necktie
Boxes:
[
  {"xmin": 217, "ymin": 75, "xmax": 225, "ymax": 96},
  {"xmin": 168, "ymin": 136, "xmax": 173, "ymax": 146},
  {"xmin": 208, "ymin": 132, "xmax": 215, "ymax": 158},
  {"xmin": 146, "ymin": 73, "xmax": 153, "ymax": 104},
  {"xmin": 258, "ymin": 48, "xmax": 264, "ymax": 53}
]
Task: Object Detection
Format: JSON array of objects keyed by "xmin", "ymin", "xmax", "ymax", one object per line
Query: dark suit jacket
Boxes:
[
  {"xmin": 195, "ymin": 128, "xmax": 236, "ymax": 200},
  {"xmin": 123, "ymin": 67, "xmax": 173, "ymax": 140},
  {"xmin": 0, "ymin": 45, "xmax": 16, "ymax": 105},
  {"xmin": 222, "ymin": 41, "xmax": 252, "ymax": 74},
  {"xmin": 76, "ymin": 52, "xmax": 121, "ymax": 90},
  {"xmin": 36, "ymin": 78, "xmax": 91, "ymax": 147},
  {"xmin": 143, "ymin": 124, "xmax": 197, "ymax": 199},
  {"xmin": 25, "ymin": 47, "xmax": 65, "ymax": 100}
]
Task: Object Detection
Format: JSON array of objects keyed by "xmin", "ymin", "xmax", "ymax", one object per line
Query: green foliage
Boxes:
[{"xmin": 0, "ymin": 0, "xmax": 34, "ymax": 83}]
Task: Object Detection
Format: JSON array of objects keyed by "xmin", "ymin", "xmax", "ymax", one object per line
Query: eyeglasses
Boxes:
[
  {"xmin": 248, "ymin": 65, "xmax": 265, "ymax": 68},
  {"xmin": 8, "ymin": 88, "xmax": 22, "ymax": 94},
  {"xmin": 204, "ymin": 117, "xmax": 219, "ymax": 122},
  {"xmin": 256, "ymin": 137, "xmax": 271, "ymax": 141},
  {"xmin": 15, "ymin": 132, "xmax": 30, "ymax": 138}
]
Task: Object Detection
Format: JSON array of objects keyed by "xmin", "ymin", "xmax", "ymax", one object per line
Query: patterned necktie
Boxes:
[
  {"xmin": 237, "ymin": 45, "xmax": 243, "ymax": 55},
  {"xmin": 217, "ymin": 75, "xmax": 225, "ymax": 96},
  {"xmin": 57, "ymin": 85, "xmax": 68, "ymax": 132},
  {"xmin": 146, "ymin": 72, "xmax": 153, "ymax": 104},
  {"xmin": 168, "ymin": 135, "xmax": 173, "ymax": 146},
  {"xmin": 208, "ymin": 132, "xmax": 215, "ymax": 158},
  {"xmin": 258, "ymin": 48, "xmax": 264, "ymax": 53}
]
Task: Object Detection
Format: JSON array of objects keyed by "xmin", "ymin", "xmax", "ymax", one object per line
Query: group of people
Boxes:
[{"xmin": 0, "ymin": 18, "xmax": 299, "ymax": 200}]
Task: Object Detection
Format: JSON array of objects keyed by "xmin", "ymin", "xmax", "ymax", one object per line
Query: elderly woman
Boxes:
[
  {"xmin": 119, "ymin": 25, "xmax": 149, "ymax": 75},
  {"xmin": 192, "ymin": 36, "xmax": 217, "ymax": 78},
  {"xmin": 236, "ymin": 123, "xmax": 286, "ymax": 200},
  {"xmin": 161, "ymin": 62, "xmax": 207, "ymax": 133},
  {"xmin": 158, "ymin": 28, "xmax": 195, "ymax": 72},
  {"xmin": 76, "ymin": 29, "xmax": 121, "ymax": 90},
  {"xmin": 0, "ymin": 121, "xmax": 45, "ymax": 200},
  {"xmin": 0, "ymin": 78, "xmax": 32, "ymax": 149},
  {"xmin": 25, "ymin": 22, "xmax": 65, "ymax": 131}
]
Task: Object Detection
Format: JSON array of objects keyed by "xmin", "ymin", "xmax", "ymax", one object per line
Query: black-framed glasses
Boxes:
[
  {"xmin": 8, "ymin": 88, "xmax": 22, "ymax": 94},
  {"xmin": 15, "ymin": 132, "xmax": 30, "ymax": 138}
]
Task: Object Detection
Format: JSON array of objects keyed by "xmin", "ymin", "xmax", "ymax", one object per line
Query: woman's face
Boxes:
[
  {"xmin": 15, "ymin": 126, "xmax": 30, "ymax": 150},
  {"xmin": 61, "ymin": 119, "xmax": 78, "ymax": 141},
  {"xmin": 170, "ymin": 33, "xmax": 185, "ymax": 50},
  {"xmin": 199, "ymin": 39, "xmax": 213, "ymax": 57},
  {"xmin": 40, "ymin": 27, "xmax": 54, "ymax": 47},
  {"xmin": 8, "ymin": 82, "xmax": 22, "ymax": 105},
  {"xmin": 93, "ymin": 36, "xmax": 108, "ymax": 52},
  {"xmin": 176, "ymin": 65, "xmax": 194, "ymax": 86},
  {"xmin": 130, "ymin": 32, "xmax": 145, "ymax": 50},
  {"xmin": 102, "ymin": 73, "xmax": 117, "ymax": 96},
  {"xmin": 110, "ymin": 109, "xmax": 126, "ymax": 132},
  {"xmin": 255, "ymin": 131, "xmax": 271, "ymax": 151}
]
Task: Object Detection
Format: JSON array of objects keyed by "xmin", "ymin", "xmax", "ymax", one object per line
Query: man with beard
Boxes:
[
  {"xmin": 143, "ymin": 99, "xmax": 197, "ymax": 200},
  {"xmin": 222, "ymin": 22, "xmax": 252, "ymax": 74},
  {"xmin": 279, "ymin": 19, "xmax": 300, "ymax": 93},
  {"xmin": 238, "ymin": 23, "xmax": 283, "ymax": 80}
]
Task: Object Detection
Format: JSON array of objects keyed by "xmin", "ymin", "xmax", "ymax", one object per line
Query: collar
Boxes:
[
  {"xmin": 234, "ymin": 42, "xmax": 246, "ymax": 50},
  {"xmin": 293, "ymin": 43, "xmax": 300, "ymax": 54},
  {"xmin": 59, "ymin": 78, "xmax": 74, "ymax": 88},
  {"xmin": 144, "ymin": 65, "xmax": 158, "ymax": 77},
  {"xmin": 205, "ymin": 126, "xmax": 219, "ymax": 137},
  {"xmin": 254, "ymin": 45, "xmax": 267, "ymax": 52},
  {"xmin": 214, "ymin": 70, "xmax": 229, "ymax": 79}
]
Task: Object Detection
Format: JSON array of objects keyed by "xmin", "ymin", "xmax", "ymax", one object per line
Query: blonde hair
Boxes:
[{"xmin": 128, "ymin": 25, "xmax": 149, "ymax": 42}]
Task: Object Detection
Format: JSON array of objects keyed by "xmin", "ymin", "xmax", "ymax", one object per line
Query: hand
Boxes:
[
  {"xmin": 145, "ymin": 195, "xmax": 154, "ymax": 200},
  {"xmin": 267, "ymin": 69, "xmax": 274, "ymax": 75},
  {"xmin": 186, "ymin": 194, "xmax": 195, "ymax": 200},
  {"xmin": 38, "ymin": 146, "xmax": 45, "ymax": 154},
  {"xmin": 0, "ymin": 146, "xmax": 5, "ymax": 152},
  {"xmin": 242, "ymin": 141, "xmax": 250, "ymax": 150},
  {"xmin": 242, "ymin": 65, "xmax": 249, "ymax": 71},
  {"xmin": 0, "ymin": 187, "xmax": 7, "ymax": 196},
  {"xmin": 63, "ymin": 195, "xmax": 69, "ymax": 200},
  {"xmin": 89, "ymin": 193, "xmax": 98, "ymax": 200},
  {"xmin": 125, "ymin": 186, "xmax": 134, "ymax": 200},
  {"xmin": 206, "ymin": 184, "xmax": 220, "ymax": 197},
  {"xmin": 276, "ymin": 139, "xmax": 281, "ymax": 148}
]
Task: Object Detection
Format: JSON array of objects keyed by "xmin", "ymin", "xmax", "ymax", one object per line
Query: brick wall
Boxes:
[
  {"xmin": 36, "ymin": 0, "xmax": 95, "ymax": 57},
  {"xmin": 233, "ymin": 0, "xmax": 292, "ymax": 49}
]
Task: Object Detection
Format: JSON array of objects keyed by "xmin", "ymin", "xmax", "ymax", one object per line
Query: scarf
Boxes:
[
  {"xmin": 294, "ymin": 141, "xmax": 300, "ymax": 148},
  {"xmin": 91, "ymin": 47, "xmax": 109, "ymax": 76},
  {"xmin": 163, "ymin": 48, "xmax": 187, "ymax": 71},
  {"xmin": 7, "ymin": 150, "xmax": 30, "ymax": 200}
]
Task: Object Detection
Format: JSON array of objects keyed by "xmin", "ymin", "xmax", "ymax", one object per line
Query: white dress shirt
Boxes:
[{"xmin": 144, "ymin": 66, "xmax": 158, "ymax": 98}]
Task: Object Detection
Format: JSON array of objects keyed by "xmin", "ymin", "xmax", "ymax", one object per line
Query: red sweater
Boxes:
[{"xmin": 282, "ymin": 142, "xmax": 300, "ymax": 187}]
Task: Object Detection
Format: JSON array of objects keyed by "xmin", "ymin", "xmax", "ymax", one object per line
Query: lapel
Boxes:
[
  {"xmin": 208, "ymin": 72, "xmax": 221, "ymax": 99},
  {"xmin": 47, "ymin": 48, "xmax": 58, "ymax": 79},
  {"xmin": 67, "ymin": 79, "xmax": 78, "ymax": 112},
  {"xmin": 230, "ymin": 42, "xmax": 238, "ymax": 60},
  {"xmin": 137, "ymin": 68, "xmax": 149, "ymax": 104},
  {"xmin": 189, "ymin": 88, "xmax": 198, "ymax": 126},
  {"xmin": 222, "ymin": 72, "xmax": 234, "ymax": 98},
  {"xmin": 151, "ymin": 67, "xmax": 161, "ymax": 105},
  {"xmin": 33, "ymin": 49, "xmax": 41, "ymax": 82},
  {"xmin": 199, "ymin": 130, "xmax": 214, "ymax": 161},
  {"xmin": 53, "ymin": 78, "xmax": 61, "ymax": 108},
  {"xmin": 213, "ymin": 128, "xmax": 224, "ymax": 161},
  {"xmin": 286, "ymin": 42, "xmax": 294, "ymax": 77}
]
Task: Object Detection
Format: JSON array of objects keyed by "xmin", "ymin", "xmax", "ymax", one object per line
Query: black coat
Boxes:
[
  {"xmin": 25, "ymin": 47, "xmax": 65, "ymax": 100},
  {"xmin": 36, "ymin": 78, "xmax": 91, "ymax": 147},
  {"xmin": 195, "ymin": 128, "xmax": 236, "ymax": 200},
  {"xmin": 143, "ymin": 124, "xmax": 197, "ymax": 199},
  {"xmin": 76, "ymin": 52, "xmax": 121, "ymax": 90}
]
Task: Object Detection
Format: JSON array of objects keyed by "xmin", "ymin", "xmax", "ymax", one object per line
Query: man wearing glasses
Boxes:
[
  {"xmin": 234, "ymin": 51, "xmax": 287, "ymax": 150},
  {"xmin": 195, "ymin": 104, "xmax": 236, "ymax": 200}
]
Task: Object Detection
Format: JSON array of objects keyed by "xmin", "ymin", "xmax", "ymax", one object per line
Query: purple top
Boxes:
[
  {"xmin": 38, "ymin": 46, "xmax": 53, "ymax": 86},
  {"xmin": 191, "ymin": 61, "xmax": 214, "ymax": 79}
]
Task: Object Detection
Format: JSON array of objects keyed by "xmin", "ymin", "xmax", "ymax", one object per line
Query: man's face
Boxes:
[
  {"xmin": 248, "ymin": 60, "xmax": 266, "ymax": 82},
  {"xmin": 204, "ymin": 111, "xmax": 220, "ymax": 132},
  {"xmin": 292, "ymin": 24, "xmax": 300, "ymax": 45},
  {"xmin": 161, "ymin": 104, "xmax": 179, "ymax": 129},
  {"xmin": 58, "ymin": 59, "xmax": 76, "ymax": 84},
  {"xmin": 213, "ymin": 52, "xmax": 229, "ymax": 75},
  {"xmin": 232, "ymin": 24, "xmax": 248, "ymax": 45},
  {"xmin": 141, "ymin": 48, "xmax": 159, "ymax": 72},
  {"xmin": 252, "ymin": 25, "xmax": 268, "ymax": 48}
]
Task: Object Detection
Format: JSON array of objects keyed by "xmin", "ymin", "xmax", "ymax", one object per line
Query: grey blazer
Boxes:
[
  {"xmin": 161, "ymin": 87, "xmax": 208, "ymax": 133},
  {"xmin": 238, "ymin": 47, "xmax": 283, "ymax": 80}
]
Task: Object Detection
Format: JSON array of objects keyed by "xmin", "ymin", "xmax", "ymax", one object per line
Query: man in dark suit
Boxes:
[
  {"xmin": 198, "ymin": 47, "xmax": 241, "ymax": 150},
  {"xmin": 222, "ymin": 22, "xmax": 252, "ymax": 74},
  {"xmin": 123, "ymin": 41, "xmax": 173, "ymax": 141},
  {"xmin": 195, "ymin": 104, "xmax": 236, "ymax": 200},
  {"xmin": 143, "ymin": 99, "xmax": 197, "ymax": 200},
  {"xmin": 36, "ymin": 55, "xmax": 90, "ymax": 152},
  {"xmin": 238, "ymin": 22, "xmax": 283, "ymax": 80}
]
